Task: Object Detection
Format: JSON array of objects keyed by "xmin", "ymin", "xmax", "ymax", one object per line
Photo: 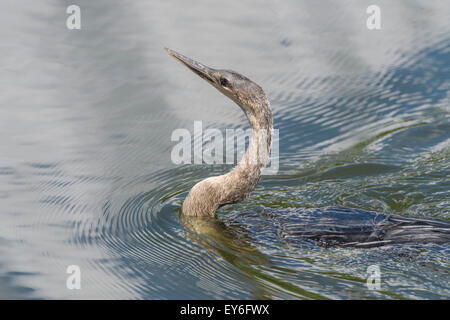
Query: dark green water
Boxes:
[{"xmin": 0, "ymin": 0, "xmax": 448, "ymax": 299}]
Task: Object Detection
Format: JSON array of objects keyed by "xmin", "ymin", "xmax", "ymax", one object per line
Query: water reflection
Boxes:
[{"xmin": 0, "ymin": 0, "xmax": 448, "ymax": 299}]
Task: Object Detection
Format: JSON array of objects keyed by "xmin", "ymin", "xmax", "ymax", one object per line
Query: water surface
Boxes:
[{"xmin": 0, "ymin": 0, "xmax": 449, "ymax": 299}]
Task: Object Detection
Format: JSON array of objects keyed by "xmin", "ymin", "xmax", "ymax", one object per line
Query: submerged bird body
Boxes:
[
  {"xmin": 277, "ymin": 206, "xmax": 450, "ymax": 247},
  {"xmin": 166, "ymin": 48, "xmax": 450, "ymax": 246}
]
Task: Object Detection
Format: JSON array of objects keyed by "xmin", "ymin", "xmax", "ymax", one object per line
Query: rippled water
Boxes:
[{"xmin": 0, "ymin": 0, "xmax": 449, "ymax": 299}]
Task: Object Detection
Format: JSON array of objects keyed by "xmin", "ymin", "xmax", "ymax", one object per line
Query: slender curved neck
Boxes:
[
  {"xmin": 228, "ymin": 97, "xmax": 273, "ymax": 185},
  {"xmin": 218, "ymin": 124, "xmax": 271, "ymax": 205},
  {"xmin": 182, "ymin": 97, "xmax": 272, "ymax": 217},
  {"xmin": 229, "ymin": 122, "xmax": 272, "ymax": 186}
]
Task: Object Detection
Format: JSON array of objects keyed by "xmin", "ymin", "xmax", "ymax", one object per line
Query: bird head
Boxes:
[{"xmin": 165, "ymin": 48, "xmax": 270, "ymax": 126}]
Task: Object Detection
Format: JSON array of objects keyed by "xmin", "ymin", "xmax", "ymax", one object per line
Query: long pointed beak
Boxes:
[{"xmin": 165, "ymin": 48, "xmax": 216, "ymax": 85}]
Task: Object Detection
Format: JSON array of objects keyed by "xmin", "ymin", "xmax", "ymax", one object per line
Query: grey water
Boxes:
[{"xmin": 0, "ymin": 0, "xmax": 449, "ymax": 299}]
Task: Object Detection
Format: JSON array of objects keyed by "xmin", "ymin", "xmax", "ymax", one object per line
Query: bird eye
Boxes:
[{"xmin": 220, "ymin": 77, "xmax": 230, "ymax": 88}]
